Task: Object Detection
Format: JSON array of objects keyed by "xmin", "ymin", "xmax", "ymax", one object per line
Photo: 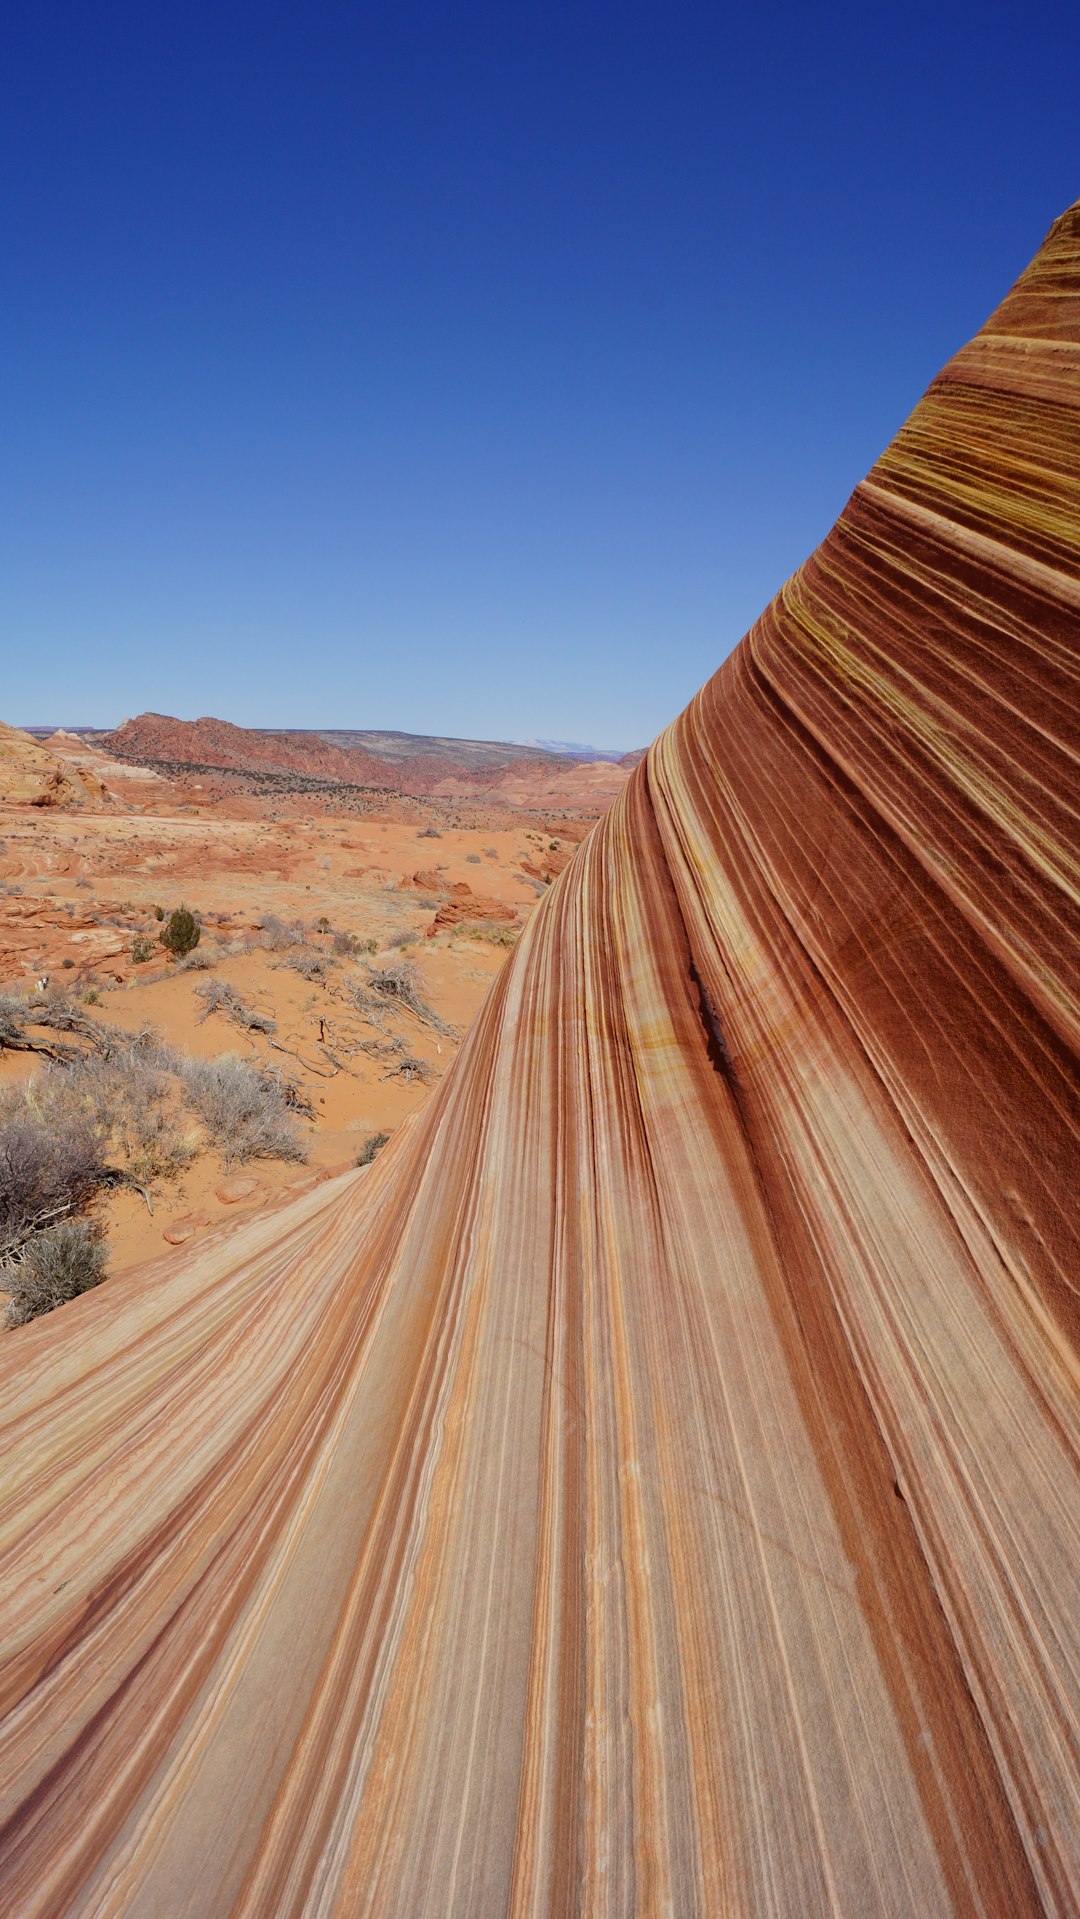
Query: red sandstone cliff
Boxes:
[{"xmin": 2, "ymin": 204, "xmax": 1080, "ymax": 1914}]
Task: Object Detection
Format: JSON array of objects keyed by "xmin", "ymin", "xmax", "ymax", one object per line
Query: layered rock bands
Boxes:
[{"xmin": 2, "ymin": 206, "xmax": 1080, "ymax": 1914}]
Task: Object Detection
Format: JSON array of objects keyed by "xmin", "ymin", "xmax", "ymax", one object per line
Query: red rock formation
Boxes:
[
  {"xmin": 0, "ymin": 720, "xmax": 109, "ymax": 810},
  {"xmin": 101, "ymin": 712, "xmax": 401, "ymax": 788},
  {"xmin": 427, "ymin": 891, "xmax": 518, "ymax": 934},
  {"xmin": 2, "ymin": 206, "xmax": 1080, "ymax": 1913},
  {"xmin": 97, "ymin": 714, "xmax": 630, "ymax": 811}
]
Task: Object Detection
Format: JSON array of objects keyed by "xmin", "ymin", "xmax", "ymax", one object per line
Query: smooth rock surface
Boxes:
[
  {"xmin": 1, "ymin": 205, "xmax": 1080, "ymax": 1914},
  {"xmin": 161, "ymin": 1220, "xmax": 198, "ymax": 1246},
  {"xmin": 214, "ymin": 1175, "xmax": 263, "ymax": 1204}
]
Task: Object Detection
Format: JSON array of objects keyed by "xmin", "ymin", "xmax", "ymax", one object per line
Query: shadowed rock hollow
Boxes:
[{"xmin": 2, "ymin": 204, "xmax": 1080, "ymax": 1915}]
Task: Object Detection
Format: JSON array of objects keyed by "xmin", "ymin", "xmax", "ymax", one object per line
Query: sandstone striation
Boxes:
[
  {"xmin": 0, "ymin": 720, "xmax": 109, "ymax": 810},
  {"xmin": 2, "ymin": 206, "xmax": 1080, "ymax": 1913}
]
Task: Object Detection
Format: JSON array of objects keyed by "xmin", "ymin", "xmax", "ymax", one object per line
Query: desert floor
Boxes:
[{"xmin": 0, "ymin": 790, "xmax": 593, "ymax": 1281}]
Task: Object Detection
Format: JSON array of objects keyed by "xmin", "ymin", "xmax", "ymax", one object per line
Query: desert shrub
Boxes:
[
  {"xmin": 259, "ymin": 913, "xmax": 303, "ymax": 952},
  {"xmin": 4, "ymin": 1220, "xmax": 108, "ymax": 1328},
  {"xmin": 315, "ymin": 916, "xmax": 331, "ymax": 933},
  {"xmin": 458, "ymin": 921, "xmax": 518, "ymax": 947},
  {"xmin": 30, "ymin": 992, "xmax": 88, "ymax": 1030},
  {"xmin": 332, "ymin": 930, "xmax": 356, "ymax": 957},
  {"xmin": 0, "ymin": 994, "xmax": 27, "ymax": 1044},
  {"xmin": 0, "ymin": 1107, "xmax": 109, "ymax": 1262},
  {"xmin": 272, "ymin": 1072, "xmax": 315, "ymax": 1117},
  {"xmin": 417, "ymin": 825, "xmax": 441, "ymax": 839},
  {"xmin": 176, "ymin": 950, "xmax": 212, "ymax": 971},
  {"xmin": 38, "ymin": 981, "xmax": 75, "ymax": 1012},
  {"xmin": 355, "ymin": 1131, "xmax": 390, "ymax": 1166},
  {"xmin": 130, "ymin": 932, "xmax": 155, "ymax": 964},
  {"xmin": 194, "ymin": 979, "xmax": 234, "ymax": 1018},
  {"xmin": 466, "ymin": 853, "xmax": 481, "ymax": 864},
  {"xmin": 385, "ymin": 931, "xmax": 416, "ymax": 951},
  {"xmin": 75, "ymin": 877, "xmax": 92, "ymax": 889},
  {"xmin": 285, "ymin": 948, "xmax": 334, "ymax": 982},
  {"xmin": 108, "ymin": 1056, "xmax": 193, "ymax": 1182},
  {"xmin": 356, "ymin": 1032, "xmax": 406, "ymax": 1061},
  {"xmin": 195, "ymin": 978, "xmax": 277, "ymax": 1034},
  {"xmin": 62, "ymin": 956, "xmax": 75, "ymax": 969},
  {"xmin": 381, "ymin": 1053, "xmax": 434, "ymax": 1084},
  {"xmin": 82, "ymin": 988, "xmax": 100, "ymax": 1005},
  {"xmin": 365, "ymin": 960, "xmax": 449, "ymax": 1032},
  {"xmin": 356, "ymin": 936, "xmax": 378, "ymax": 955},
  {"xmin": 154, "ymin": 904, "xmax": 165, "ymax": 920},
  {"xmin": 340, "ymin": 977, "xmax": 391, "ymax": 1029},
  {"xmin": 160, "ymin": 906, "xmax": 201, "ymax": 958},
  {"xmin": 25, "ymin": 1040, "xmax": 193, "ymax": 1188},
  {"xmin": 180, "ymin": 1055, "xmax": 305, "ymax": 1166}
]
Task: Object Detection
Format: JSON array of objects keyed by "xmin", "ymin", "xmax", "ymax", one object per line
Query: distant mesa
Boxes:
[
  {"xmin": 6, "ymin": 712, "xmax": 636, "ymax": 821},
  {"xmin": 86, "ymin": 712, "xmax": 637, "ymax": 808}
]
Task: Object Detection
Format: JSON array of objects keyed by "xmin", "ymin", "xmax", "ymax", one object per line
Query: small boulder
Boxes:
[
  {"xmin": 214, "ymin": 1175, "xmax": 262, "ymax": 1205},
  {"xmin": 163, "ymin": 1220, "xmax": 198, "ymax": 1246}
]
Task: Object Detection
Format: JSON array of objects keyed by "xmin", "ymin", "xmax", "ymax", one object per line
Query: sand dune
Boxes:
[{"xmin": 1, "ymin": 204, "xmax": 1080, "ymax": 1913}]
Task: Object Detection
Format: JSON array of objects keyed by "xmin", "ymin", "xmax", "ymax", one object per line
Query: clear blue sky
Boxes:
[{"xmin": 4, "ymin": 3, "xmax": 1078, "ymax": 747}]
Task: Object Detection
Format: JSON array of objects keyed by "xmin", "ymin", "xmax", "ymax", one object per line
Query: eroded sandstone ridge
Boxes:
[{"xmin": 2, "ymin": 204, "xmax": 1080, "ymax": 1915}]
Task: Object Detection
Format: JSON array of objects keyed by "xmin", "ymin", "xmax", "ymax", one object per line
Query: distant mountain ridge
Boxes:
[
  {"xmin": 513, "ymin": 737, "xmax": 632, "ymax": 762},
  {"xmin": 87, "ymin": 712, "xmax": 635, "ymax": 809},
  {"xmin": 253, "ymin": 728, "xmax": 578, "ymax": 770},
  {"xmin": 27, "ymin": 722, "xmax": 644, "ymax": 768}
]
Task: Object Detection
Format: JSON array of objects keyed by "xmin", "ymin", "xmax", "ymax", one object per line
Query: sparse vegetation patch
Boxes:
[
  {"xmin": 179, "ymin": 1055, "xmax": 306, "ymax": 1166},
  {"xmin": 4, "ymin": 1221, "xmax": 108, "ymax": 1329},
  {"xmin": 365, "ymin": 961, "xmax": 453, "ymax": 1035},
  {"xmin": 355, "ymin": 1131, "xmax": 390, "ymax": 1166}
]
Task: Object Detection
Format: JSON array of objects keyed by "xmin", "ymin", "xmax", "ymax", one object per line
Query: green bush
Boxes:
[
  {"xmin": 355, "ymin": 1131, "xmax": 390, "ymax": 1166},
  {"xmin": 130, "ymin": 932, "xmax": 155, "ymax": 964},
  {"xmin": 160, "ymin": 906, "xmax": 201, "ymax": 958}
]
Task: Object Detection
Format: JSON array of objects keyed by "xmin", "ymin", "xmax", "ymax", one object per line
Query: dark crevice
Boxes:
[{"xmin": 689, "ymin": 955, "xmax": 748, "ymax": 1118}]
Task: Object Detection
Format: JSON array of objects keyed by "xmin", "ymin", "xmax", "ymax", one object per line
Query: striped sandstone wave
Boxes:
[{"xmin": 1, "ymin": 203, "xmax": 1080, "ymax": 1915}]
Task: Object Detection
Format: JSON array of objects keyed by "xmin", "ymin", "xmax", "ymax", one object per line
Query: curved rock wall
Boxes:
[{"xmin": 1, "ymin": 205, "xmax": 1079, "ymax": 1914}]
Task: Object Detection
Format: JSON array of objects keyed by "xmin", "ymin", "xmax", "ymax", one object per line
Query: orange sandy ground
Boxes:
[{"xmin": 0, "ymin": 798, "xmax": 581, "ymax": 1280}]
